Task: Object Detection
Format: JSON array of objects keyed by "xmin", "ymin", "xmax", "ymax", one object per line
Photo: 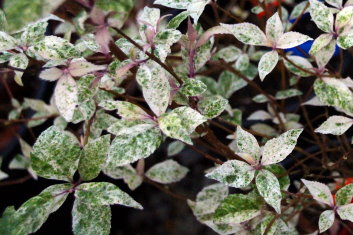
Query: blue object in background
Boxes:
[{"xmin": 284, "ymin": 40, "xmax": 340, "ymax": 58}]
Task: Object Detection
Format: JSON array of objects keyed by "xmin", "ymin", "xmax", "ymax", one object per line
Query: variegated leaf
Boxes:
[
  {"xmin": 301, "ymin": 179, "xmax": 334, "ymax": 205},
  {"xmin": 319, "ymin": 210, "xmax": 335, "ymax": 233},
  {"xmin": 146, "ymin": 159, "xmax": 189, "ymax": 184},
  {"xmin": 258, "ymin": 50, "xmax": 279, "ymax": 81},
  {"xmin": 256, "ymin": 169, "xmax": 282, "ymax": 213},
  {"xmin": 315, "ymin": 115, "xmax": 353, "ymax": 135}
]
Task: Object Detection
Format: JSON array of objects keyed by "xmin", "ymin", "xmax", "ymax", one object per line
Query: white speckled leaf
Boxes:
[
  {"xmin": 78, "ymin": 135, "xmax": 110, "ymax": 181},
  {"xmin": 309, "ymin": 33, "xmax": 333, "ymax": 55},
  {"xmin": 256, "ymin": 169, "xmax": 282, "ymax": 213},
  {"xmin": 266, "ymin": 13, "xmax": 283, "ymax": 43},
  {"xmin": 206, "ymin": 160, "xmax": 255, "ymax": 188},
  {"xmin": 72, "ymin": 199, "xmax": 111, "ymax": 235},
  {"xmin": 198, "ymin": 95, "xmax": 228, "ymax": 119},
  {"xmin": 314, "ymin": 77, "xmax": 353, "ymax": 115},
  {"xmin": 337, "ymin": 203, "xmax": 353, "ymax": 222},
  {"xmin": 301, "ymin": 179, "xmax": 334, "ymax": 205},
  {"xmin": 309, "ymin": 0, "xmax": 334, "ymax": 33},
  {"xmin": 106, "ymin": 127, "xmax": 162, "ymax": 167},
  {"xmin": 319, "ymin": 210, "xmax": 335, "ymax": 233},
  {"xmin": 247, "ymin": 110, "xmax": 272, "ymax": 121},
  {"xmin": 30, "ymin": 126, "xmax": 81, "ymax": 181},
  {"xmin": 235, "ymin": 127, "xmax": 260, "ymax": 164},
  {"xmin": 336, "ymin": 6, "xmax": 353, "ymax": 30},
  {"xmin": 40, "ymin": 67, "xmax": 64, "ymax": 81},
  {"xmin": 283, "ymin": 55, "xmax": 313, "ymax": 77},
  {"xmin": 136, "ymin": 63, "xmax": 170, "ymax": 116},
  {"xmin": 9, "ymin": 53, "xmax": 28, "ymax": 86},
  {"xmin": 276, "ymin": 32, "xmax": 312, "ymax": 49},
  {"xmin": 213, "ymin": 193, "xmax": 262, "ymax": 224},
  {"xmin": 69, "ymin": 58, "xmax": 106, "ymax": 77},
  {"xmin": 107, "ymin": 120, "xmax": 155, "ymax": 137},
  {"xmin": 0, "ymin": 31, "xmax": 17, "ymax": 51},
  {"xmin": 261, "ymin": 129, "xmax": 303, "ymax": 165},
  {"xmin": 146, "ymin": 159, "xmax": 189, "ymax": 184},
  {"xmin": 154, "ymin": 29, "xmax": 181, "ymax": 62},
  {"xmin": 336, "ymin": 183, "xmax": 353, "ymax": 206},
  {"xmin": 213, "ymin": 46, "xmax": 242, "ymax": 62},
  {"xmin": 99, "ymin": 100, "xmax": 150, "ymax": 120},
  {"xmin": 258, "ymin": 50, "xmax": 279, "ymax": 81},
  {"xmin": 167, "ymin": 141, "xmax": 185, "ymax": 156},
  {"xmin": 21, "ymin": 21, "xmax": 48, "ymax": 46},
  {"xmin": 220, "ymin": 23, "xmax": 268, "ymax": 46},
  {"xmin": 32, "ymin": 36, "xmax": 80, "ymax": 60},
  {"xmin": 326, "ymin": 0, "xmax": 343, "ymax": 8},
  {"xmin": 338, "ymin": 31, "xmax": 353, "ymax": 49},
  {"xmin": 75, "ymin": 182, "xmax": 142, "ymax": 209},
  {"xmin": 54, "ymin": 75, "xmax": 78, "ymax": 122},
  {"xmin": 275, "ymin": 89, "xmax": 303, "ymax": 100},
  {"xmin": 158, "ymin": 106, "xmax": 206, "ymax": 144},
  {"xmin": 315, "ymin": 39, "xmax": 336, "ymax": 68},
  {"xmin": 315, "ymin": 115, "xmax": 353, "ymax": 135}
]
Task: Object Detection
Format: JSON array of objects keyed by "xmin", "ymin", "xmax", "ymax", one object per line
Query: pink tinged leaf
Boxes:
[
  {"xmin": 69, "ymin": 59, "xmax": 107, "ymax": 77},
  {"xmin": 276, "ymin": 32, "xmax": 313, "ymax": 49},
  {"xmin": 95, "ymin": 26, "xmax": 112, "ymax": 54},
  {"xmin": 116, "ymin": 61, "xmax": 138, "ymax": 77},
  {"xmin": 145, "ymin": 25, "xmax": 156, "ymax": 45},
  {"xmin": 54, "ymin": 75, "xmax": 78, "ymax": 122},
  {"xmin": 90, "ymin": 6, "xmax": 106, "ymax": 25},
  {"xmin": 187, "ymin": 18, "xmax": 197, "ymax": 48},
  {"xmin": 39, "ymin": 67, "xmax": 64, "ymax": 81},
  {"xmin": 196, "ymin": 25, "xmax": 231, "ymax": 48}
]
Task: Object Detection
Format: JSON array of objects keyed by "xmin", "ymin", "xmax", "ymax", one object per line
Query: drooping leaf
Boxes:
[
  {"xmin": 256, "ymin": 169, "xmax": 282, "ymax": 213},
  {"xmin": 261, "ymin": 129, "xmax": 303, "ymax": 166},
  {"xmin": 319, "ymin": 210, "xmax": 335, "ymax": 233},
  {"xmin": 301, "ymin": 179, "xmax": 334, "ymax": 206},
  {"xmin": 258, "ymin": 50, "xmax": 279, "ymax": 81},
  {"xmin": 31, "ymin": 126, "xmax": 81, "ymax": 181},
  {"xmin": 146, "ymin": 159, "xmax": 189, "ymax": 184},
  {"xmin": 206, "ymin": 160, "xmax": 255, "ymax": 188}
]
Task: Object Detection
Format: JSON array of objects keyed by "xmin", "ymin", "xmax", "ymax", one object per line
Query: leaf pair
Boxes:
[{"xmin": 207, "ymin": 127, "xmax": 303, "ymax": 213}]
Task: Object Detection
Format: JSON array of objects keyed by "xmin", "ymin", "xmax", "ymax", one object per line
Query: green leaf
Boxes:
[
  {"xmin": 336, "ymin": 183, "xmax": 353, "ymax": 206},
  {"xmin": 218, "ymin": 70, "xmax": 252, "ymax": 98},
  {"xmin": 336, "ymin": 5, "xmax": 353, "ymax": 30},
  {"xmin": 283, "ymin": 55, "xmax": 313, "ymax": 77},
  {"xmin": 337, "ymin": 203, "xmax": 353, "ymax": 222},
  {"xmin": 314, "ymin": 77, "xmax": 353, "ymax": 115},
  {"xmin": 214, "ymin": 193, "xmax": 262, "ymax": 224},
  {"xmin": 75, "ymin": 182, "xmax": 142, "ymax": 209},
  {"xmin": 319, "ymin": 210, "xmax": 335, "ymax": 233},
  {"xmin": 32, "ymin": 36, "xmax": 80, "ymax": 60},
  {"xmin": 301, "ymin": 179, "xmax": 334, "ymax": 205},
  {"xmin": 309, "ymin": 0, "xmax": 334, "ymax": 33},
  {"xmin": 31, "ymin": 126, "xmax": 81, "ymax": 181},
  {"xmin": 275, "ymin": 89, "xmax": 303, "ymax": 100},
  {"xmin": 78, "ymin": 135, "xmax": 110, "ymax": 181},
  {"xmin": 315, "ymin": 115, "xmax": 353, "ymax": 135},
  {"xmin": 107, "ymin": 119, "xmax": 155, "ymax": 137},
  {"xmin": 154, "ymin": 29, "xmax": 181, "ymax": 62},
  {"xmin": 158, "ymin": 106, "xmax": 206, "ymax": 144},
  {"xmin": 106, "ymin": 127, "xmax": 162, "ymax": 167},
  {"xmin": 166, "ymin": 11, "xmax": 190, "ymax": 29},
  {"xmin": 198, "ymin": 95, "xmax": 228, "ymax": 119},
  {"xmin": 315, "ymin": 39, "xmax": 336, "ymax": 68},
  {"xmin": 220, "ymin": 23, "xmax": 268, "ymax": 46},
  {"xmin": 21, "ymin": 21, "xmax": 48, "ymax": 46},
  {"xmin": 136, "ymin": 62, "xmax": 171, "ymax": 116},
  {"xmin": 309, "ymin": 33, "xmax": 333, "ymax": 55},
  {"xmin": 72, "ymin": 199, "xmax": 111, "ymax": 235},
  {"xmin": 258, "ymin": 50, "xmax": 279, "ymax": 81},
  {"xmin": 0, "ymin": 184, "xmax": 71, "ymax": 235},
  {"xmin": 9, "ymin": 53, "xmax": 29, "ymax": 86},
  {"xmin": 264, "ymin": 164, "xmax": 290, "ymax": 191},
  {"xmin": 167, "ymin": 141, "xmax": 185, "ymax": 156},
  {"xmin": 338, "ymin": 31, "xmax": 353, "ymax": 49},
  {"xmin": 146, "ymin": 159, "xmax": 189, "ymax": 184},
  {"xmin": 180, "ymin": 79, "xmax": 207, "ymax": 97},
  {"xmin": 256, "ymin": 169, "xmax": 282, "ymax": 213},
  {"xmin": 206, "ymin": 160, "xmax": 255, "ymax": 188},
  {"xmin": 261, "ymin": 129, "xmax": 303, "ymax": 166},
  {"xmin": 96, "ymin": 0, "xmax": 133, "ymax": 13}
]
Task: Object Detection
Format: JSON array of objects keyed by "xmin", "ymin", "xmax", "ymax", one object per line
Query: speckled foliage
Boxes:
[{"xmin": 3, "ymin": 0, "xmax": 353, "ymax": 234}]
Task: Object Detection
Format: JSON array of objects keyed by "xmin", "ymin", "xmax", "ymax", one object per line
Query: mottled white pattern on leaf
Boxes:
[
  {"xmin": 220, "ymin": 23, "xmax": 268, "ymax": 46},
  {"xmin": 54, "ymin": 75, "xmax": 78, "ymax": 122},
  {"xmin": 315, "ymin": 115, "xmax": 353, "ymax": 135},
  {"xmin": 309, "ymin": 0, "xmax": 334, "ymax": 33},
  {"xmin": 258, "ymin": 50, "xmax": 279, "ymax": 81},
  {"xmin": 301, "ymin": 179, "xmax": 334, "ymax": 205},
  {"xmin": 309, "ymin": 33, "xmax": 333, "ymax": 55},
  {"xmin": 256, "ymin": 169, "xmax": 282, "ymax": 213},
  {"xmin": 337, "ymin": 203, "xmax": 353, "ymax": 222},
  {"xmin": 319, "ymin": 210, "xmax": 335, "ymax": 233},
  {"xmin": 276, "ymin": 32, "xmax": 312, "ymax": 49},
  {"xmin": 261, "ymin": 129, "xmax": 303, "ymax": 165},
  {"xmin": 235, "ymin": 127, "xmax": 260, "ymax": 164},
  {"xmin": 206, "ymin": 160, "xmax": 255, "ymax": 188},
  {"xmin": 336, "ymin": 183, "xmax": 353, "ymax": 206},
  {"xmin": 146, "ymin": 159, "xmax": 189, "ymax": 184},
  {"xmin": 40, "ymin": 67, "xmax": 63, "ymax": 81},
  {"xmin": 266, "ymin": 13, "xmax": 283, "ymax": 43},
  {"xmin": 69, "ymin": 58, "xmax": 106, "ymax": 77}
]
